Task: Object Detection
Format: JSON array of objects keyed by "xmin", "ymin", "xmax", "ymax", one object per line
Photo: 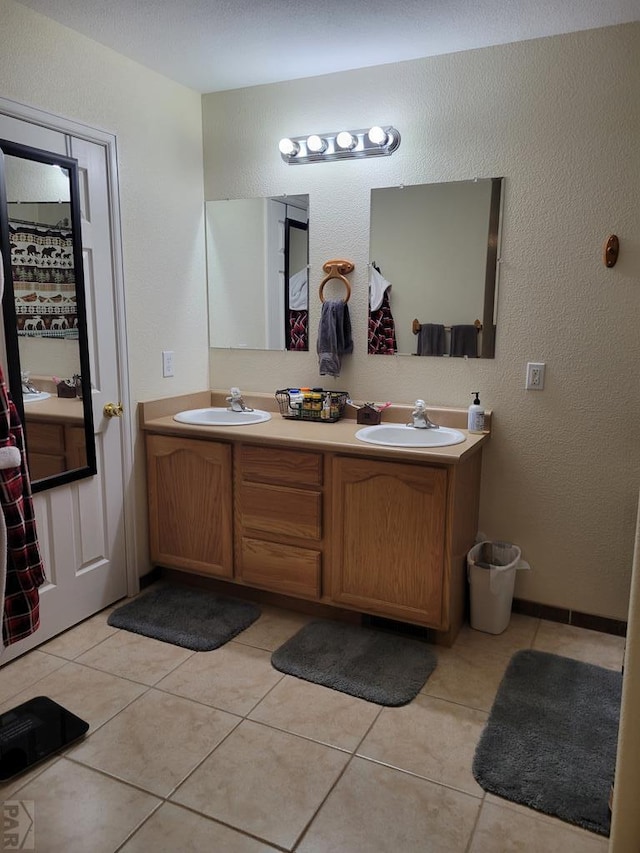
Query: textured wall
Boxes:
[
  {"xmin": 203, "ymin": 24, "xmax": 640, "ymax": 619},
  {"xmin": 0, "ymin": 0, "xmax": 209, "ymax": 573}
]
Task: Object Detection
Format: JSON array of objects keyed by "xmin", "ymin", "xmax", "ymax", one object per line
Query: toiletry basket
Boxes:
[{"xmin": 275, "ymin": 389, "xmax": 349, "ymax": 422}]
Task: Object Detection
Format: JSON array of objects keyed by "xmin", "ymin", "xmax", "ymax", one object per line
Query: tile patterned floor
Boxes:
[{"xmin": 0, "ymin": 597, "xmax": 621, "ymax": 852}]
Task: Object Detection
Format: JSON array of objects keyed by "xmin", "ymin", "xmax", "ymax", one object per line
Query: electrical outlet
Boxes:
[
  {"xmin": 162, "ymin": 350, "xmax": 174, "ymax": 378},
  {"xmin": 525, "ymin": 362, "xmax": 545, "ymax": 390}
]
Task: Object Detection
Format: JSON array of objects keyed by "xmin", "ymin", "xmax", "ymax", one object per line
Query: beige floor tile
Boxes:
[
  {"xmin": 454, "ymin": 613, "xmax": 539, "ymax": 654},
  {"xmin": 0, "ymin": 650, "xmax": 66, "ymax": 704},
  {"xmin": 422, "ymin": 614, "xmax": 538, "ymax": 711},
  {"xmin": 0, "ymin": 661, "xmax": 147, "ymax": 733},
  {"xmin": 533, "ymin": 620, "xmax": 625, "ymax": 670},
  {"xmin": 121, "ymin": 802, "xmax": 279, "ymax": 852},
  {"xmin": 469, "ymin": 800, "xmax": 609, "ymax": 852},
  {"xmin": 357, "ymin": 694, "xmax": 486, "ymax": 796},
  {"xmin": 8, "ymin": 757, "xmax": 159, "ymax": 853},
  {"xmin": 156, "ymin": 642, "xmax": 283, "ymax": 715},
  {"xmin": 248, "ymin": 675, "xmax": 381, "ymax": 751},
  {"xmin": 233, "ymin": 605, "xmax": 311, "ymax": 651},
  {"xmin": 420, "ymin": 643, "xmax": 510, "ymax": 712},
  {"xmin": 68, "ymin": 688, "xmax": 239, "ymax": 796},
  {"xmin": 75, "ymin": 629, "xmax": 194, "ymax": 685},
  {"xmin": 172, "ymin": 719, "xmax": 349, "ymax": 849},
  {"xmin": 298, "ymin": 756, "xmax": 480, "ymax": 852},
  {"xmin": 39, "ymin": 609, "xmax": 120, "ymax": 660}
]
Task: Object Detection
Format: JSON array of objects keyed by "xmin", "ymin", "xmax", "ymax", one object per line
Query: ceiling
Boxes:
[{"xmin": 15, "ymin": 0, "xmax": 640, "ymax": 94}]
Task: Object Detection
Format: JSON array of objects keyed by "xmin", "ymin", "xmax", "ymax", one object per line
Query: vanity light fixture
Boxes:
[
  {"xmin": 278, "ymin": 137, "xmax": 300, "ymax": 157},
  {"xmin": 335, "ymin": 131, "xmax": 357, "ymax": 150},
  {"xmin": 306, "ymin": 134, "xmax": 327, "ymax": 154},
  {"xmin": 367, "ymin": 125, "xmax": 388, "ymax": 145},
  {"xmin": 279, "ymin": 125, "xmax": 400, "ymax": 165}
]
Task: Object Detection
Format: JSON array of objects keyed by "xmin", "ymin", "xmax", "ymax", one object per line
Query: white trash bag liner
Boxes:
[{"xmin": 467, "ymin": 540, "xmax": 530, "ymax": 634}]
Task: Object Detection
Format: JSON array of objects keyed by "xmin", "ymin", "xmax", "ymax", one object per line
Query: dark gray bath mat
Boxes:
[
  {"xmin": 473, "ymin": 649, "xmax": 622, "ymax": 836},
  {"xmin": 270, "ymin": 619, "xmax": 437, "ymax": 706},
  {"xmin": 107, "ymin": 585, "xmax": 261, "ymax": 651}
]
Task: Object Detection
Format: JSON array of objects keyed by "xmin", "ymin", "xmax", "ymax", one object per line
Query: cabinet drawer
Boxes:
[
  {"xmin": 240, "ymin": 482, "xmax": 321, "ymax": 540},
  {"xmin": 27, "ymin": 422, "xmax": 65, "ymax": 454},
  {"xmin": 29, "ymin": 451, "xmax": 66, "ymax": 480},
  {"xmin": 239, "ymin": 444, "xmax": 322, "ymax": 487},
  {"xmin": 239, "ymin": 536, "xmax": 321, "ymax": 599}
]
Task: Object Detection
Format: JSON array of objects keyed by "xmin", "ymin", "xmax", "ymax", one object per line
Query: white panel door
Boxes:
[
  {"xmin": 265, "ymin": 199, "xmax": 286, "ymax": 350},
  {"xmin": 0, "ymin": 115, "xmax": 129, "ymax": 664}
]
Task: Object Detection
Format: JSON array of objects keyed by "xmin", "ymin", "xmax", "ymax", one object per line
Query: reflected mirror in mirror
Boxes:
[
  {"xmin": 206, "ymin": 194, "xmax": 309, "ymax": 351},
  {"xmin": 0, "ymin": 140, "xmax": 96, "ymax": 491},
  {"xmin": 368, "ymin": 178, "xmax": 503, "ymax": 358}
]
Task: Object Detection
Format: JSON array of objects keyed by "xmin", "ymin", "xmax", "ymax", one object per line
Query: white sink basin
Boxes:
[
  {"xmin": 355, "ymin": 424, "xmax": 466, "ymax": 448},
  {"xmin": 23, "ymin": 391, "xmax": 51, "ymax": 402},
  {"xmin": 174, "ymin": 407, "xmax": 272, "ymax": 426}
]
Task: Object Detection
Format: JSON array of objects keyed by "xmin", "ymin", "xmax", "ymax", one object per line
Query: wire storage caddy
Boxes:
[{"xmin": 275, "ymin": 389, "xmax": 349, "ymax": 422}]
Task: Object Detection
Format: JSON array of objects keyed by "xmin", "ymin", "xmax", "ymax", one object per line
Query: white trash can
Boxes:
[{"xmin": 467, "ymin": 541, "xmax": 530, "ymax": 634}]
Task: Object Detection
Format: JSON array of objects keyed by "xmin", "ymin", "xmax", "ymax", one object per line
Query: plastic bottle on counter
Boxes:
[
  {"xmin": 321, "ymin": 392, "xmax": 331, "ymax": 420},
  {"xmin": 468, "ymin": 391, "xmax": 485, "ymax": 434}
]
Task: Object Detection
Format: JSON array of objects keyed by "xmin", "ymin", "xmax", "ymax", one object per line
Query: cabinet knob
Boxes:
[{"xmin": 103, "ymin": 402, "xmax": 124, "ymax": 418}]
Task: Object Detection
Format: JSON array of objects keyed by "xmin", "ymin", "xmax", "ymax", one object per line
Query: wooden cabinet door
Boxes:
[
  {"xmin": 331, "ymin": 456, "xmax": 447, "ymax": 627},
  {"xmin": 147, "ymin": 435, "xmax": 233, "ymax": 577}
]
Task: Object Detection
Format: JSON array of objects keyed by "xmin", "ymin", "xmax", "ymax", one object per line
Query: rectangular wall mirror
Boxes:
[
  {"xmin": 206, "ymin": 194, "xmax": 309, "ymax": 351},
  {"xmin": 368, "ymin": 178, "xmax": 503, "ymax": 358},
  {"xmin": 0, "ymin": 139, "xmax": 96, "ymax": 492}
]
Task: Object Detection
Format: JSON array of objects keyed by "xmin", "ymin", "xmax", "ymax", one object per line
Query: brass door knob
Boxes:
[{"xmin": 103, "ymin": 402, "xmax": 124, "ymax": 418}]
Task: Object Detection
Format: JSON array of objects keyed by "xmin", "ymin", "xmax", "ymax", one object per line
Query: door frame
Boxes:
[{"xmin": 0, "ymin": 95, "xmax": 138, "ymax": 598}]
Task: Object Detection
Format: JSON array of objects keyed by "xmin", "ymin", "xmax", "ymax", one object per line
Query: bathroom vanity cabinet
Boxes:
[
  {"xmin": 26, "ymin": 420, "xmax": 87, "ymax": 481},
  {"xmin": 146, "ymin": 434, "xmax": 233, "ymax": 578},
  {"xmin": 143, "ymin": 402, "xmax": 486, "ymax": 643},
  {"xmin": 330, "ymin": 457, "xmax": 447, "ymax": 626}
]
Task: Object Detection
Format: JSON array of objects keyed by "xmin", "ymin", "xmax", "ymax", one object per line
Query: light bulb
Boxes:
[
  {"xmin": 336, "ymin": 131, "xmax": 356, "ymax": 150},
  {"xmin": 278, "ymin": 137, "xmax": 299, "ymax": 156},
  {"xmin": 306, "ymin": 134, "xmax": 326, "ymax": 153},
  {"xmin": 367, "ymin": 126, "xmax": 388, "ymax": 145}
]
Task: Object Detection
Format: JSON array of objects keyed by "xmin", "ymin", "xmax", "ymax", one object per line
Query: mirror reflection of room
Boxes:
[
  {"xmin": 6, "ymin": 156, "xmax": 81, "ymax": 380},
  {"xmin": 368, "ymin": 178, "xmax": 502, "ymax": 358},
  {"xmin": 206, "ymin": 194, "xmax": 309, "ymax": 351},
  {"xmin": 2, "ymin": 149, "xmax": 91, "ymax": 485}
]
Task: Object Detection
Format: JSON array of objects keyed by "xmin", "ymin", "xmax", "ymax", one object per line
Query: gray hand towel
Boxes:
[
  {"xmin": 416, "ymin": 323, "xmax": 445, "ymax": 356},
  {"xmin": 317, "ymin": 299, "xmax": 353, "ymax": 377},
  {"xmin": 450, "ymin": 324, "xmax": 478, "ymax": 357}
]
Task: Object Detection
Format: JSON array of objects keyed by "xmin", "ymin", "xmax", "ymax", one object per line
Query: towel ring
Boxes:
[{"xmin": 319, "ymin": 259, "xmax": 354, "ymax": 303}]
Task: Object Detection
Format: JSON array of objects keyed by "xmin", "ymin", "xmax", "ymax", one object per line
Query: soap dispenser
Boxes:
[{"xmin": 468, "ymin": 392, "xmax": 485, "ymax": 434}]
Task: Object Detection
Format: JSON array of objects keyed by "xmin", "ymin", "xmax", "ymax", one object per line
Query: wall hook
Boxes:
[{"xmin": 603, "ymin": 234, "xmax": 619, "ymax": 268}]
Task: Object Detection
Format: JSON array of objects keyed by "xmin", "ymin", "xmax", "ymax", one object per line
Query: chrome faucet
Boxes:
[
  {"xmin": 226, "ymin": 387, "xmax": 254, "ymax": 413},
  {"xmin": 408, "ymin": 399, "xmax": 439, "ymax": 429},
  {"xmin": 21, "ymin": 370, "xmax": 38, "ymax": 395}
]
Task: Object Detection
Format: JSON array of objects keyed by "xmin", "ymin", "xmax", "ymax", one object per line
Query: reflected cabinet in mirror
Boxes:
[
  {"xmin": 368, "ymin": 178, "xmax": 503, "ymax": 358},
  {"xmin": 0, "ymin": 139, "xmax": 96, "ymax": 492},
  {"xmin": 206, "ymin": 194, "xmax": 309, "ymax": 351}
]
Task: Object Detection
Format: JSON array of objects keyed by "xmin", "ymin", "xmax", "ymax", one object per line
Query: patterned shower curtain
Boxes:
[{"xmin": 9, "ymin": 220, "xmax": 78, "ymax": 339}]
